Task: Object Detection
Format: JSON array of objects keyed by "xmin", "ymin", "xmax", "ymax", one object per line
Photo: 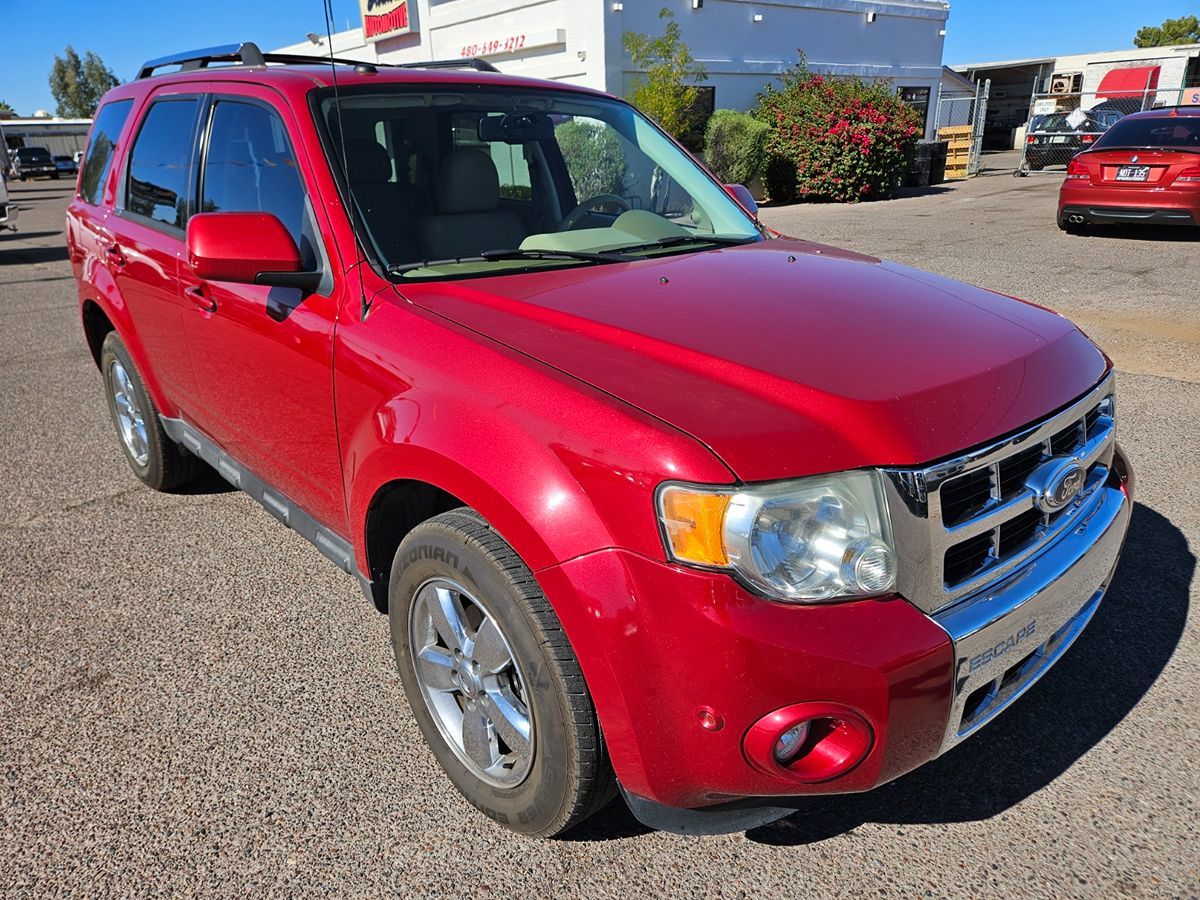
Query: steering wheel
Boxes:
[{"xmin": 560, "ymin": 193, "xmax": 631, "ymax": 231}]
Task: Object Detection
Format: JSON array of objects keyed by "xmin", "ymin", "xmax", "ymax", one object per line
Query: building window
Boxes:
[{"xmin": 898, "ymin": 87, "xmax": 931, "ymax": 128}]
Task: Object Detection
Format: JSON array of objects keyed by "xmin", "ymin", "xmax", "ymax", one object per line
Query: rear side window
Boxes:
[
  {"xmin": 79, "ymin": 100, "xmax": 133, "ymax": 205},
  {"xmin": 201, "ymin": 101, "xmax": 306, "ymax": 245},
  {"xmin": 126, "ymin": 98, "xmax": 200, "ymax": 229}
]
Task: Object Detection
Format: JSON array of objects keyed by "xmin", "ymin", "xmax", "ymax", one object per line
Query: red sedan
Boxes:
[{"xmin": 1059, "ymin": 106, "xmax": 1200, "ymax": 232}]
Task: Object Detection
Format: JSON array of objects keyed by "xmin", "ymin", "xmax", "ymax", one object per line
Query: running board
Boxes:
[{"xmin": 160, "ymin": 416, "xmax": 381, "ymax": 609}]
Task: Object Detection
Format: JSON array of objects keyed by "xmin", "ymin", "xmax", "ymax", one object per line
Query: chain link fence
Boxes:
[
  {"xmin": 935, "ymin": 80, "xmax": 990, "ymax": 178},
  {"xmin": 1017, "ymin": 83, "xmax": 1160, "ymax": 175}
]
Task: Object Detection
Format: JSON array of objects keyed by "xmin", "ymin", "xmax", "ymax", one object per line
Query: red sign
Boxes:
[{"xmin": 360, "ymin": 0, "xmax": 416, "ymax": 43}]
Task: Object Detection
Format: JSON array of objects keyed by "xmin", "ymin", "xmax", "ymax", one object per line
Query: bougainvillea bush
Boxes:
[{"xmin": 756, "ymin": 60, "xmax": 923, "ymax": 203}]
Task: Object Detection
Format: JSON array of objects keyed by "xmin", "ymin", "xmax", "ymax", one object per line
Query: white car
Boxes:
[{"xmin": 0, "ymin": 172, "xmax": 18, "ymax": 232}]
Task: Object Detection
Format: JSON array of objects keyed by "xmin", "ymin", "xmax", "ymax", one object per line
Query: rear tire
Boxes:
[
  {"xmin": 100, "ymin": 331, "xmax": 200, "ymax": 491},
  {"xmin": 389, "ymin": 508, "xmax": 615, "ymax": 837}
]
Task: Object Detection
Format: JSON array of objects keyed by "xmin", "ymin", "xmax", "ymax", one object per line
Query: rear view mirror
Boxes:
[
  {"xmin": 478, "ymin": 112, "xmax": 555, "ymax": 144},
  {"xmin": 187, "ymin": 212, "xmax": 321, "ymax": 293}
]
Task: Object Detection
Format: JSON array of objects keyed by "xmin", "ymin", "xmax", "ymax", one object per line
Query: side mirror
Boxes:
[
  {"xmin": 724, "ymin": 183, "xmax": 759, "ymax": 216},
  {"xmin": 186, "ymin": 212, "xmax": 322, "ymax": 293}
]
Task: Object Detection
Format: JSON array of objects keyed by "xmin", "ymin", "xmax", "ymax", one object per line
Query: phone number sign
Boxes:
[
  {"xmin": 461, "ymin": 35, "xmax": 527, "ymax": 58},
  {"xmin": 458, "ymin": 29, "xmax": 565, "ymax": 59}
]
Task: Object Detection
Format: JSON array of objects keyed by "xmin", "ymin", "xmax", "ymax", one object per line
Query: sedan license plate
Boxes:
[{"xmin": 1116, "ymin": 166, "xmax": 1150, "ymax": 182}]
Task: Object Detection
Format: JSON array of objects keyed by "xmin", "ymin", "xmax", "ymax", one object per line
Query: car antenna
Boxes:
[{"xmin": 322, "ymin": 0, "xmax": 373, "ymax": 319}]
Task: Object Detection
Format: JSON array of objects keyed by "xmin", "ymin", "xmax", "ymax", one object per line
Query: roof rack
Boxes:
[
  {"xmin": 136, "ymin": 41, "xmax": 501, "ymax": 80},
  {"xmin": 136, "ymin": 42, "xmax": 266, "ymax": 79}
]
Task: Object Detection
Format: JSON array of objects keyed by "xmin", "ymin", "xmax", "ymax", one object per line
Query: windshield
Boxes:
[
  {"xmin": 316, "ymin": 86, "xmax": 761, "ymax": 280},
  {"xmin": 17, "ymin": 148, "xmax": 51, "ymax": 160},
  {"xmin": 1032, "ymin": 113, "xmax": 1104, "ymax": 134},
  {"xmin": 1093, "ymin": 115, "xmax": 1200, "ymax": 151}
]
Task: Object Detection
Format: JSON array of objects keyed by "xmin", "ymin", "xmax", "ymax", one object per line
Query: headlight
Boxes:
[{"xmin": 657, "ymin": 471, "xmax": 896, "ymax": 603}]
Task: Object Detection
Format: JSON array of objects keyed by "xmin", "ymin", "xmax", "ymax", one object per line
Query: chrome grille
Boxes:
[{"xmin": 882, "ymin": 373, "xmax": 1117, "ymax": 614}]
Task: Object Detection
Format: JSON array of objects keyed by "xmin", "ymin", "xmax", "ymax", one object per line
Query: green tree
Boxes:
[
  {"xmin": 554, "ymin": 120, "xmax": 628, "ymax": 199},
  {"xmin": 49, "ymin": 47, "xmax": 119, "ymax": 118},
  {"xmin": 0, "ymin": 99, "xmax": 15, "ymax": 116},
  {"xmin": 1134, "ymin": 15, "xmax": 1200, "ymax": 48},
  {"xmin": 622, "ymin": 8, "xmax": 708, "ymax": 148}
]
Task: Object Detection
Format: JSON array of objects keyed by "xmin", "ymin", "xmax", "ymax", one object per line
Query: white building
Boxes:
[
  {"xmin": 953, "ymin": 43, "xmax": 1200, "ymax": 149},
  {"xmin": 277, "ymin": 0, "xmax": 953, "ymax": 138},
  {"xmin": 0, "ymin": 117, "xmax": 94, "ymax": 157}
]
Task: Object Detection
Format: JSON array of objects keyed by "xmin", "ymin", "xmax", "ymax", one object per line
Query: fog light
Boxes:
[
  {"xmin": 744, "ymin": 702, "xmax": 874, "ymax": 783},
  {"xmin": 773, "ymin": 721, "xmax": 810, "ymax": 763}
]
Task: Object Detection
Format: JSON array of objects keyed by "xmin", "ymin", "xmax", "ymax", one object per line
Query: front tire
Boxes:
[
  {"xmin": 100, "ymin": 331, "xmax": 199, "ymax": 491},
  {"xmin": 389, "ymin": 508, "xmax": 615, "ymax": 837}
]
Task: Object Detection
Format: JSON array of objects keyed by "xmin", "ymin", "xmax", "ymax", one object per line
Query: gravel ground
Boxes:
[{"xmin": 1, "ymin": 168, "xmax": 1197, "ymax": 898}]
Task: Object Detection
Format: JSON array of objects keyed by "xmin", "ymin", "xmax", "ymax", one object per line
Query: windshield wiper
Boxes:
[
  {"xmin": 388, "ymin": 247, "xmax": 624, "ymax": 276},
  {"xmin": 610, "ymin": 234, "xmax": 759, "ymax": 255},
  {"xmin": 479, "ymin": 247, "xmax": 628, "ymax": 263}
]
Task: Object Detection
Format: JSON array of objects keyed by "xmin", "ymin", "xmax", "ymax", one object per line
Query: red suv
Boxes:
[{"xmin": 67, "ymin": 42, "xmax": 1133, "ymax": 838}]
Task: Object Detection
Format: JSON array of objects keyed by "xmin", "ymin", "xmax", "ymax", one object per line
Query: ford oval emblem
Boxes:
[{"xmin": 1027, "ymin": 458, "xmax": 1087, "ymax": 513}]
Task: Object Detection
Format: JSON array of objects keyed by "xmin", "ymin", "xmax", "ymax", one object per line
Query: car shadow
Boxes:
[
  {"xmin": 1074, "ymin": 225, "xmax": 1200, "ymax": 242},
  {"xmin": 171, "ymin": 463, "xmax": 236, "ymax": 496},
  {"xmin": 566, "ymin": 502, "xmax": 1190, "ymax": 845},
  {"xmin": 746, "ymin": 501, "xmax": 1189, "ymax": 846},
  {"xmin": 1, "ymin": 230, "xmax": 64, "ymax": 241},
  {"xmin": 0, "ymin": 244, "xmax": 69, "ymax": 264}
]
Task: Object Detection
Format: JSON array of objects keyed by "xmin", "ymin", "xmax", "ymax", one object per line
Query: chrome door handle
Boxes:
[{"xmin": 103, "ymin": 244, "xmax": 126, "ymax": 266}]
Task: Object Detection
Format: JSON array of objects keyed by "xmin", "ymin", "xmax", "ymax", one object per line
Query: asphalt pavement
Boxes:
[{"xmin": 1, "ymin": 167, "xmax": 1197, "ymax": 897}]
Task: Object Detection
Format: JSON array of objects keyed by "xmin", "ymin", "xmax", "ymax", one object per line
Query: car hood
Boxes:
[{"xmin": 397, "ymin": 239, "xmax": 1108, "ymax": 481}]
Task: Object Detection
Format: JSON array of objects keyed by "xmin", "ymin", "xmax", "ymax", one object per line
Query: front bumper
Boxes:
[
  {"xmin": 539, "ymin": 450, "xmax": 1133, "ymax": 814},
  {"xmin": 933, "ymin": 479, "xmax": 1128, "ymax": 754}
]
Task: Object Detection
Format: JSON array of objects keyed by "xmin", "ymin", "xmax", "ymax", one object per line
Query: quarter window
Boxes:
[
  {"xmin": 201, "ymin": 101, "xmax": 307, "ymax": 246},
  {"xmin": 79, "ymin": 100, "xmax": 133, "ymax": 206}
]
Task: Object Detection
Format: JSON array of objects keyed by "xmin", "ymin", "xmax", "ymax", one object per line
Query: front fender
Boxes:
[{"xmin": 336, "ymin": 294, "xmax": 734, "ymax": 578}]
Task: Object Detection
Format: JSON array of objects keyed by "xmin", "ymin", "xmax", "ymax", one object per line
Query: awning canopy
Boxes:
[{"xmin": 1097, "ymin": 65, "xmax": 1161, "ymax": 99}]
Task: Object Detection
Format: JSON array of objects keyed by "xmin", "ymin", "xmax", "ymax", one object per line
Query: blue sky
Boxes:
[{"xmin": 1, "ymin": 0, "xmax": 1197, "ymax": 115}]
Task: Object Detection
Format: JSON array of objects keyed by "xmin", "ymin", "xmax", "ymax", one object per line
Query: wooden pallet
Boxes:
[{"xmin": 939, "ymin": 126, "xmax": 974, "ymax": 180}]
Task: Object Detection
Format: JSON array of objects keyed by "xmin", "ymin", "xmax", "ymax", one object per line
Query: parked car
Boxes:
[
  {"xmin": 1059, "ymin": 106, "xmax": 1200, "ymax": 232},
  {"xmin": 54, "ymin": 154, "xmax": 78, "ymax": 176},
  {"xmin": 0, "ymin": 171, "xmax": 17, "ymax": 232},
  {"xmin": 67, "ymin": 42, "xmax": 1134, "ymax": 838},
  {"xmin": 1025, "ymin": 109, "xmax": 1123, "ymax": 170},
  {"xmin": 11, "ymin": 145, "xmax": 58, "ymax": 180}
]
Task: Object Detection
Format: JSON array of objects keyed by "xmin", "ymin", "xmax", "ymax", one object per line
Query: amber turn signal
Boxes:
[{"xmin": 658, "ymin": 487, "xmax": 731, "ymax": 567}]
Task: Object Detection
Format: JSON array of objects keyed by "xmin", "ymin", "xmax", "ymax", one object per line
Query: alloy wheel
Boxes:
[
  {"xmin": 408, "ymin": 577, "xmax": 534, "ymax": 788},
  {"xmin": 109, "ymin": 359, "xmax": 149, "ymax": 467}
]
